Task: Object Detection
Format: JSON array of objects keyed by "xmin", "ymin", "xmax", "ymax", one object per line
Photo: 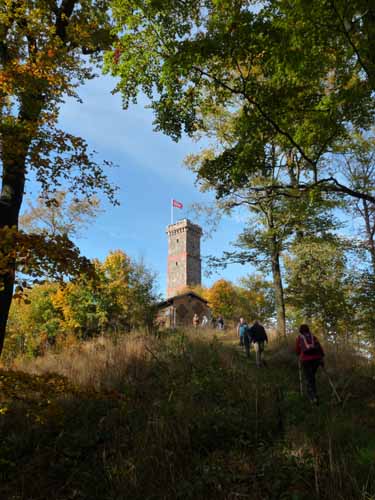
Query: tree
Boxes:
[
  {"xmin": 182, "ymin": 277, "xmax": 274, "ymax": 324},
  {"xmin": 108, "ymin": 0, "xmax": 373, "ymax": 336},
  {"xmin": 236, "ymin": 274, "xmax": 275, "ymax": 323},
  {"xmin": 5, "ymin": 282, "xmax": 61, "ymax": 361},
  {"xmin": 20, "ymin": 191, "xmax": 102, "ymax": 238},
  {"xmin": 5, "ymin": 249, "xmax": 160, "ymax": 359},
  {"xmin": 108, "ymin": 0, "xmax": 375, "ymax": 204},
  {"xmin": 342, "ymin": 133, "xmax": 375, "ymax": 274},
  {"xmin": 207, "ymin": 279, "xmax": 238, "ymax": 320},
  {"xmin": 350, "ymin": 271, "xmax": 375, "ymax": 346},
  {"xmin": 284, "ymin": 237, "xmax": 353, "ymax": 342},
  {"xmin": 52, "ymin": 250, "xmax": 159, "ymax": 337},
  {"xmin": 236, "ymin": 213, "xmax": 287, "ymax": 337},
  {"xmin": 0, "ymin": 1, "xmax": 116, "ymax": 355},
  {"xmin": 100, "ymin": 250, "xmax": 159, "ymax": 333},
  {"xmin": 189, "ymin": 113, "xmax": 339, "ymax": 337}
]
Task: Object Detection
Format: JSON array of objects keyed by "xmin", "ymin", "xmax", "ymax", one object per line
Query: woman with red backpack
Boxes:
[{"xmin": 296, "ymin": 324, "xmax": 325, "ymax": 405}]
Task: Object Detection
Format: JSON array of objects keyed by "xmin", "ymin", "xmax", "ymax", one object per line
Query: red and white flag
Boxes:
[{"xmin": 172, "ymin": 199, "xmax": 183, "ymax": 209}]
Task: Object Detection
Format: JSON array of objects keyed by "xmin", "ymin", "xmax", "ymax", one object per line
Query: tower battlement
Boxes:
[{"xmin": 166, "ymin": 219, "xmax": 202, "ymax": 298}]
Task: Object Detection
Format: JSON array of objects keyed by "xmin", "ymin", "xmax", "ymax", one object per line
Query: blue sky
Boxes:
[{"xmin": 28, "ymin": 75, "xmax": 251, "ymax": 297}]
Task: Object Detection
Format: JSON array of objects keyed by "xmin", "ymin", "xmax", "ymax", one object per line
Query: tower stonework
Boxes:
[{"xmin": 166, "ymin": 219, "xmax": 202, "ymax": 298}]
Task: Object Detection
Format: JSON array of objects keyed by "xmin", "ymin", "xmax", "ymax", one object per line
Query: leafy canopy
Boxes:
[{"xmin": 107, "ymin": 0, "xmax": 375, "ymax": 203}]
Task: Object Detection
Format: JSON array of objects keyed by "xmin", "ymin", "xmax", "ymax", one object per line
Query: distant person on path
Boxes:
[
  {"xmin": 237, "ymin": 317, "xmax": 248, "ymax": 347},
  {"xmin": 217, "ymin": 315, "xmax": 224, "ymax": 330},
  {"xmin": 296, "ymin": 324, "xmax": 325, "ymax": 405},
  {"xmin": 201, "ymin": 315, "xmax": 209, "ymax": 327},
  {"xmin": 193, "ymin": 313, "xmax": 200, "ymax": 329},
  {"xmin": 248, "ymin": 320, "xmax": 268, "ymax": 367}
]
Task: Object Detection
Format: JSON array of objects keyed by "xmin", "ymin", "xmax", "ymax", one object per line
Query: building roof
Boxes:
[
  {"xmin": 157, "ymin": 291, "xmax": 208, "ymax": 309},
  {"xmin": 166, "ymin": 218, "xmax": 203, "ymax": 235}
]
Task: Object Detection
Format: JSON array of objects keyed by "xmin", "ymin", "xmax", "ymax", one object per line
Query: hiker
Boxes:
[
  {"xmin": 201, "ymin": 315, "xmax": 209, "ymax": 327},
  {"xmin": 248, "ymin": 320, "xmax": 268, "ymax": 367},
  {"xmin": 237, "ymin": 317, "xmax": 248, "ymax": 347},
  {"xmin": 193, "ymin": 313, "xmax": 200, "ymax": 329},
  {"xmin": 243, "ymin": 323, "xmax": 252, "ymax": 358},
  {"xmin": 296, "ymin": 324, "xmax": 325, "ymax": 405},
  {"xmin": 217, "ymin": 315, "xmax": 224, "ymax": 330}
]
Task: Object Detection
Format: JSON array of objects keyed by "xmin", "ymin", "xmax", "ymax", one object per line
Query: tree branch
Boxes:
[
  {"xmin": 56, "ymin": 0, "xmax": 77, "ymax": 41},
  {"xmin": 329, "ymin": 0, "xmax": 374, "ymax": 89},
  {"xmin": 221, "ymin": 177, "xmax": 375, "ymax": 204},
  {"xmin": 192, "ymin": 65, "xmax": 323, "ymax": 170}
]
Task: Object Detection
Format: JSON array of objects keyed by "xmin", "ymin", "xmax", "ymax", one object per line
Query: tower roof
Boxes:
[{"xmin": 166, "ymin": 218, "xmax": 202, "ymax": 235}]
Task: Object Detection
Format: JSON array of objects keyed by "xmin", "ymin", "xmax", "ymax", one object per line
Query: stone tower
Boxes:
[{"xmin": 166, "ymin": 219, "xmax": 202, "ymax": 298}]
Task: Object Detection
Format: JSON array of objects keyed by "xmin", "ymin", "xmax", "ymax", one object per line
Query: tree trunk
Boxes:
[
  {"xmin": 270, "ymin": 240, "xmax": 287, "ymax": 338},
  {"xmin": 267, "ymin": 206, "xmax": 286, "ymax": 338},
  {"xmin": 362, "ymin": 200, "xmax": 375, "ymax": 275},
  {"xmin": 0, "ymin": 149, "xmax": 27, "ymax": 355}
]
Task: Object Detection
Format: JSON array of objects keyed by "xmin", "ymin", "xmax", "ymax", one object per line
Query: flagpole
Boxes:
[{"xmin": 171, "ymin": 199, "xmax": 173, "ymax": 225}]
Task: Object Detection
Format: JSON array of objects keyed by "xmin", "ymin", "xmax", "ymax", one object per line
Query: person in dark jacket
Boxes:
[
  {"xmin": 217, "ymin": 315, "xmax": 224, "ymax": 330},
  {"xmin": 295, "ymin": 324, "xmax": 325, "ymax": 405},
  {"xmin": 247, "ymin": 320, "xmax": 268, "ymax": 367}
]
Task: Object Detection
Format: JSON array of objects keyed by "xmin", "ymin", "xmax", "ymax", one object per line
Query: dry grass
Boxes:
[
  {"xmin": 11, "ymin": 328, "xmax": 239, "ymax": 392},
  {"xmin": 2, "ymin": 328, "xmax": 374, "ymax": 500},
  {"xmin": 12, "ymin": 333, "xmax": 155, "ymax": 391}
]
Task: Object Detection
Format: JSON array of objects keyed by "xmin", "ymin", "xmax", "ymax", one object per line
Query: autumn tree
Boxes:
[
  {"xmin": 0, "ymin": 1, "xmax": 116, "ymax": 354},
  {"xmin": 5, "ymin": 250, "xmax": 159, "ymax": 358},
  {"xmin": 52, "ymin": 250, "xmax": 159, "ymax": 337},
  {"xmin": 5, "ymin": 282, "xmax": 60, "ymax": 361},
  {"xmin": 99, "ymin": 250, "xmax": 159, "ymax": 333},
  {"xmin": 205, "ymin": 277, "xmax": 274, "ymax": 325},
  {"xmin": 207, "ymin": 279, "xmax": 238, "ymax": 321}
]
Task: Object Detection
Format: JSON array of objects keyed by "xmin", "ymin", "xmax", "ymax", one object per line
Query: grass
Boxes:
[{"xmin": 0, "ymin": 328, "xmax": 374, "ymax": 500}]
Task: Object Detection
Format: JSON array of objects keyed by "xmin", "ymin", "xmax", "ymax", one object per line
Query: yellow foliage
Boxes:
[
  {"xmin": 207, "ymin": 279, "xmax": 238, "ymax": 319},
  {"xmin": 51, "ymin": 284, "xmax": 82, "ymax": 330}
]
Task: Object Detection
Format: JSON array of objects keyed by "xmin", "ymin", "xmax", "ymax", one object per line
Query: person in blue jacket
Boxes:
[{"xmin": 237, "ymin": 317, "xmax": 248, "ymax": 348}]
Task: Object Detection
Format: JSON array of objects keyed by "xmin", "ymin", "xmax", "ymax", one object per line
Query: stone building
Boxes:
[
  {"xmin": 166, "ymin": 219, "xmax": 202, "ymax": 298},
  {"xmin": 157, "ymin": 219, "xmax": 210, "ymax": 328},
  {"xmin": 157, "ymin": 291, "xmax": 210, "ymax": 328}
]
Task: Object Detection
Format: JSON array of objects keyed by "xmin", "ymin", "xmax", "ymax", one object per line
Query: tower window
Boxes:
[
  {"xmin": 176, "ymin": 239, "xmax": 179, "ymax": 243},
  {"xmin": 175, "ymin": 262, "xmax": 178, "ymax": 266}
]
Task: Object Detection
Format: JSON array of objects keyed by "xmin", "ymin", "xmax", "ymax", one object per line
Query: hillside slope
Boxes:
[{"xmin": 1, "ymin": 330, "xmax": 374, "ymax": 500}]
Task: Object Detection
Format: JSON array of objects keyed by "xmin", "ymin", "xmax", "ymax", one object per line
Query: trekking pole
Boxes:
[
  {"xmin": 298, "ymin": 361, "xmax": 303, "ymax": 396},
  {"xmin": 322, "ymin": 366, "xmax": 341, "ymax": 403}
]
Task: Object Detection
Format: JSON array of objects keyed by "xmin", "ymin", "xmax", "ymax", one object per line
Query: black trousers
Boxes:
[
  {"xmin": 244, "ymin": 334, "xmax": 251, "ymax": 357},
  {"xmin": 302, "ymin": 359, "xmax": 322, "ymax": 401}
]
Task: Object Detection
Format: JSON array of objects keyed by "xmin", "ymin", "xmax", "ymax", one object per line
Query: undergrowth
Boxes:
[{"xmin": 0, "ymin": 329, "xmax": 374, "ymax": 500}]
